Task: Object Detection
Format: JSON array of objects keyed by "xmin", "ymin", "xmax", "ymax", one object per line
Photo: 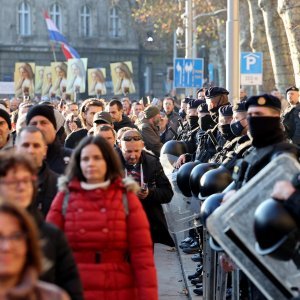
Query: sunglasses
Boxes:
[{"xmin": 122, "ymin": 136, "xmax": 142, "ymax": 141}]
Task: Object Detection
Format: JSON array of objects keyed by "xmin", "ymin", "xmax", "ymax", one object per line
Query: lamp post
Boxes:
[{"xmin": 226, "ymin": 0, "xmax": 240, "ymax": 104}]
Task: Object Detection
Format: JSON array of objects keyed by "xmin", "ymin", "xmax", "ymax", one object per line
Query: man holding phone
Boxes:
[{"xmin": 119, "ymin": 129, "xmax": 175, "ymax": 247}]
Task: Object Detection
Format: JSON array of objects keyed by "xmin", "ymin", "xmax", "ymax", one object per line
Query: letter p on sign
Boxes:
[{"xmin": 246, "ymin": 56, "xmax": 256, "ymax": 71}]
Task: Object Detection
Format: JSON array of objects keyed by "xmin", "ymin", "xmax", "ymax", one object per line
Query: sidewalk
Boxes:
[{"xmin": 155, "ymin": 237, "xmax": 203, "ymax": 300}]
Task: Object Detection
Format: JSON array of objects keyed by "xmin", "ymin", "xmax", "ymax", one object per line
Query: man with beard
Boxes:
[
  {"xmin": 138, "ymin": 106, "xmax": 162, "ymax": 157},
  {"xmin": 120, "ymin": 129, "xmax": 175, "ymax": 247},
  {"xmin": 64, "ymin": 98, "xmax": 104, "ymax": 149}
]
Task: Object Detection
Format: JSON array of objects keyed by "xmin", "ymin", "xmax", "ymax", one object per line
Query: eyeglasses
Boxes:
[
  {"xmin": 122, "ymin": 136, "xmax": 142, "ymax": 142},
  {"xmin": 0, "ymin": 232, "xmax": 27, "ymax": 247},
  {"xmin": 0, "ymin": 177, "xmax": 36, "ymax": 188}
]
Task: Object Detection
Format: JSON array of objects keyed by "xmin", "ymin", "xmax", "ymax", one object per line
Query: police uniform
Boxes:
[
  {"xmin": 282, "ymin": 86, "xmax": 300, "ymax": 145},
  {"xmin": 177, "ymin": 99, "xmax": 204, "ymax": 153},
  {"xmin": 232, "ymin": 94, "xmax": 299, "ymax": 190}
]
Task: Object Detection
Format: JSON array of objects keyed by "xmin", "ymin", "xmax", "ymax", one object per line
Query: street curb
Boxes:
[{"xmin": 174, "ymin": 232, "xmax": 203, "ymax": 300}]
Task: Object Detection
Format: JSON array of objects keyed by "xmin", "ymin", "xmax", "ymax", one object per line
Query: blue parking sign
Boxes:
[
  {"xmin": 241, "ymin": 52, "xmax": 263, "ymax": 85},
  {"xmin": 174, "ymin": 58, "xmax": 203, "ymax": 88}
]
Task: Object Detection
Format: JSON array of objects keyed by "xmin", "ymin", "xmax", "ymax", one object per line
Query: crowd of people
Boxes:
[{"xmin": 0, "ymin": 84, "xmax": 299, "ymax": 299}]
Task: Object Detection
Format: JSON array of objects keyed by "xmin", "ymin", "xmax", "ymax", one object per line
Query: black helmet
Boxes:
[
  {"xmin": 160, "ymin": 140, "xmax": 188, "ymax": 157},
  {"xmin": 177, "ymin": 161, "xmax": 201, "ymax": 197},
  {"xmin": 199, "ymin": 166, "xmax": 232, "ymax": 199},
  {"xmin": 254, "ymin": 198, "xmax": 299, "ymax": 261},
  {"xmin": 200, "ymin": 193, "xmax": 224, "ymax": 227},
  {"xmin": 189, "ymin": 163, "xmax": 219, "ymax": 198}
]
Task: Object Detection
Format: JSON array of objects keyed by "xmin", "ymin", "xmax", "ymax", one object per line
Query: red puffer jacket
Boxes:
[{"xmin": 46, "ymin": 177, "xmax": 158, "ymax": 300}]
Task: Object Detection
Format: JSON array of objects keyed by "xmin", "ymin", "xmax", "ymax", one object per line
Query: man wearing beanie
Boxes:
[
  {"xmin": 0, "ymin": 108, "xmax": 13, "ymax": 150},
  {"xmin": 26, "ymin": 104, "xmax": 72, "ymax": 174},
  {"xmin": 138, "ymin": 105, "xmax": 163, "ymax": 157}
]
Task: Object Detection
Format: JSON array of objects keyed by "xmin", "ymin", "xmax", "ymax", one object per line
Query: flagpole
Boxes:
[{"xmin": 51, "ymin": 42, "xmax": 57, "ymax": 62}]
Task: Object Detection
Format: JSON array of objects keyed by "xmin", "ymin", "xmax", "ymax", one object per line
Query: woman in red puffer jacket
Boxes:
[{"xmin": 47, "ymin": 135, "xmax": 158, "ymax": 300}]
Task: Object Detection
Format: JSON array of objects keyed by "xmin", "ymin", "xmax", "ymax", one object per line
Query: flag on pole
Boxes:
[{"xmin": 43, "ymin": 11, "xmax": 80, "ymax": 59}]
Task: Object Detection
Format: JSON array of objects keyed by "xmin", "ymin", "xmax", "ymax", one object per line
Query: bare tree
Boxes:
[
  {"xmin": 277, "ymin": 0, "xmax": 300, "ymax": 87},
  {"xmin": 258, "ymin": 0, "xmax": 295, "ymax": 94},
  {"xmin": 247, "ymin": 0, "xmax": 275, "ymax": 93}
]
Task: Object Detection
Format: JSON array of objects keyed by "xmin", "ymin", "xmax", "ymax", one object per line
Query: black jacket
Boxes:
[
  {"xmin": 30, "ymin": 209, "xmax": 84, "ymax": 300},
  {"xmin": 113, "ymin": 114, "xmax": 137, "ymax": 132},
  {"xmin": 47, "ymin": 138, "xmax": 72, "ymax": 175},
  {"xmin": 64, "ymin": 128, "xmax": 88, "ymax": 149},
  {"xmin": 120, "ymin": 150, "xmax": 175, "ymax": 246},
  {"xmin": 36, "ymin": 161, "xmax": 59, "ymax": 217}
]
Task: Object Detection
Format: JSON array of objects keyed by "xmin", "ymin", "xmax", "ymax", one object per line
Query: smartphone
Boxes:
[{"xmin": 141, "ymin": 183, "xmax": 148, "ymax": 192}]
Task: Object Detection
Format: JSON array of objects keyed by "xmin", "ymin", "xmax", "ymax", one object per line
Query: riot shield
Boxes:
[
  {"xmin": 163, "ymin": 171, "xmax": 202, "ymax": 233},
  {"xmin": 207, "ymin": 154, "xmax": 300, "ymax": 299}
]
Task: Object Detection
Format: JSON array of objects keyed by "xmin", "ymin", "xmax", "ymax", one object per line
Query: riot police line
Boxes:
[{"xmin": 160, "ymin": 87, "xmax": 300, "ymax": 299}]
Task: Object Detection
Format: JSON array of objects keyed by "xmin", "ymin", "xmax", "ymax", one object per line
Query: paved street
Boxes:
[{"xmin": 155, "ymin": 243, "xmax": 189, "ymax": 299}]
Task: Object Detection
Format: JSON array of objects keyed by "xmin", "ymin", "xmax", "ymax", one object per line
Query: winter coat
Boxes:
[
  {"xmin": 47, "ymin": 138, "xmax": 72, "ymax": 175},
  {"xmin": 36, "ymin": 161, "xmax": 59, "ymax": 217},
  {"xmin": 113, "ymin": 114, "xmax": 138, "ymax": 132},
  {"xmin": 46, "ymin": 177, "xmax": 158, "ymax": 300},
  {"xmin": 119, "ymin": 150, "xmax": 175, "ymax": 246},
  {"xmin": 138, "ymin": 119, "xmax": 163, "ymax": 157},
  {"xmin": 3, "ymin": 267, "xmax": 70, "ymax": 300},
  {"xmin": 64, "ymin": 128, "xmax": 88, "ymax": 149},
  {"xmin": 30, "ymin": 209, "xmax": 84, "ymax": 300}
]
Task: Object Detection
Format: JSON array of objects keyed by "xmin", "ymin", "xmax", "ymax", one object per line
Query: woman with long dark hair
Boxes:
[{"xmin": 47, "ymin": 135, "xmax": 158, "ymax": 300}]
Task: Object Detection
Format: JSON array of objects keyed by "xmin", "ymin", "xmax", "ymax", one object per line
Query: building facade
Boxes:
[{"xmin": 0, "ymin": 0, "xmax": 173, "ymax": 99}]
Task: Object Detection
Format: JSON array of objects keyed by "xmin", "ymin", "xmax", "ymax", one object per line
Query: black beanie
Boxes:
[
  {"xmin": 0, "ymin": 109, "xmax": 11, "ymax": 129},
  {"xmin": 26, "ymin": 105, "xmax": 57, "ymax": 129}
]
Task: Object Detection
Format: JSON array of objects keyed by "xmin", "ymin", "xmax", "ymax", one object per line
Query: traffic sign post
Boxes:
[
  {"xmin": 174, "ymin": 58, "xmax": 204, "ymax": 88},
  {"xmin": 240, "ymin": 52, "xmax": 263, "ymax": 85}
]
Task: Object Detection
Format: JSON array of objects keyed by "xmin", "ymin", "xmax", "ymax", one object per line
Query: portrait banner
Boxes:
[
  {"xmin": 42, "ymin": 66, "xmax": 53, "ymax": 97},
  {"xmin": 14, "ymin": 62, "xmax": 35, "ymax": 98},
  {"xmin": 110, "ymin": 61, "xmax": 135, "ymax": 95},
  {"xmin": 51, "ymin": 62, "xmax": 68, "ymax": 96},
  {"xmin": 88, "ymin": 68, "xmax": 107, "ymax": 96},
  {"xmin": 67, "ymin": 58, "xmax": 87, "ymax": 93},
  {"xmin": 35, "ymin": 66, "xmax": 45, "ymax": 95}
]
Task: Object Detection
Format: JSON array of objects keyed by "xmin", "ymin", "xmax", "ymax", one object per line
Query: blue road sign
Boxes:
[
  {"xmin": 174, "ymin": 58, "xmax": 203, "ymax": 88},
  {"xmin": 240, "ymin": 52, "xmax": 263, "ymax": 85},
  {"xmin": 241, "ymin": 52, "xmax": 263, "ymax": 74}
]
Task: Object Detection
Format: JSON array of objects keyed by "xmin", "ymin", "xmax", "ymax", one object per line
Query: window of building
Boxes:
[
  {"xmin": 80, "ymin": 5, "xmax": 91, "ymax": 37},
  {"xmin": 18, "ymin": 1, "xmax": 31, "ymax": 36},
  {"xmin": 109, "ymin": 7, "xmax": 121, "ymax": 38},
  {"xmin": 50, "ymin": 3, "xmax": 62, "ymax": 31}
]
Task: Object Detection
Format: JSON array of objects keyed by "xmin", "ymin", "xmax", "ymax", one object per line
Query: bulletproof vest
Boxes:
[
  {"xmin": 195, "ymin": 125, "xmax": 224, "ymax": 163},
  {"xmin": 232, "ymin": 142, "xmax": 299, "ymax": 190},
  {"xmin": 222, "ymin": 135, "xmax": 252, "ymax": 171},
  {"xmin": 209, "ymin": 135, "xmax": 240, "ymax": 164}
]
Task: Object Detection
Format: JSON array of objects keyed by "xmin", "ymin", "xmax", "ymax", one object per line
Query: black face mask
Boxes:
[
  {"xmin": 179, "ymin": 109, "xmax": 186, "ymax": 119},
  {"xmin": 248, "ymin": 116, "xmax": 284, "ymax": 148},
  {"xmin": 198, "ymin": 115, "xmax": 215, "ymax": 131},
  {"xmin": 209, "ymin": 107, "xmax": 219, "ymax": 123},
  {"xmin": 218, "ymin": 124, "xmax": 235, "ymax": 140},
  {"xmin": 187, "ymin": 115, "xmax": 199, "ymax": 128},
  {"xmin": 230, "ymin": 120, "xmax": 245, "ymax": 137}
]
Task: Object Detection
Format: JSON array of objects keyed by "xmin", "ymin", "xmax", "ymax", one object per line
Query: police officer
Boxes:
[
  {"xmin": 282, "ymin": 86, "xmax": 300, "ymax": 145},
  {"xmin": 177, "ymin": 99, "xmax": 204, "ymax": 153},
  {"xmin": 221, "ymin": 102, "xmax": 252, "ymax": 171},
  {"xmin": 231, "ymin": 94, "xmax": 299, "ymax": 190}
]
